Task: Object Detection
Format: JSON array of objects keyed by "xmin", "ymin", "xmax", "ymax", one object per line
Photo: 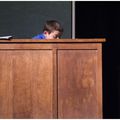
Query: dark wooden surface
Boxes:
[{"xmin": 0, "ymin": 39, "xmax": 104, "ymax": 118}]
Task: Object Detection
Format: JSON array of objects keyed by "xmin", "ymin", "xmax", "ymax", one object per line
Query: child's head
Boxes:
[{"xmin": 43, "ymin": 20, "xmax": 63, "ymax": 39}]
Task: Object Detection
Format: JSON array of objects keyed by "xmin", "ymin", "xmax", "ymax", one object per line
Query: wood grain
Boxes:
[
  {"xmin": 0, "ymin": 39, "xmax": 104, "ymax": 118},
  {"xmin": 0, "ymin": 50, "xmax": 53, "ymax": 118},
  {"xmin": 0, "ymin": 38, "xmax": 106, "ymax": 43},
  {"xmin": 58, "ymin": 49, "xmax": 99, "ymax": 118}
]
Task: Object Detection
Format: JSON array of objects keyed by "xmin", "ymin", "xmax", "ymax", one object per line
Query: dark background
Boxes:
[
  {"xmin": 0, "ymin": 1, "xmax": 72, "ymax": 38},
  {"xmin": 76, "ymin": 1, "xmax": 120, "ymax": 118}
]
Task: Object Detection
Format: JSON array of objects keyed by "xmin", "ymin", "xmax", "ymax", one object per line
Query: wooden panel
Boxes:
[
  {"xmin": 0, "ymin": 51, "xmax": 13, "ymax": 118},
  {"xmin": 58, "ymin": 49, "xmax": 100, "ymax": 118},
  {"xmin": 0, "ymin": 50, "xmax": 53, "ymax": 118},
  {"xmin": 0, "ymin": 44, "xmax": 54, "ymax": 50},
  {"xmin": 0, "ymin": 39, "xmax": 104, "ymax": 119}
]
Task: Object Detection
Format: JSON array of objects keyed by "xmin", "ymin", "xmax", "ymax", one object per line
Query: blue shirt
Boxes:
[{"xmin": 32, "ymin": 33, "xmax": 46, "ymax": 39}]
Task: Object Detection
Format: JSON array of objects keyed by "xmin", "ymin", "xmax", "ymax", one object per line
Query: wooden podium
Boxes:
[{"xmin": 0, "ymin": 39, "xmax": 105, "ymax": 118}]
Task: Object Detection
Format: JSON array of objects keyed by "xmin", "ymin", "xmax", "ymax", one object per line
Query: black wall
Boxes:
[
  {"xmin": 76, "ymin": 1, "xmax": 120, "ymax": 118},
  {"xmin": 0, "ymin": 1, "xmax": 72, "ymax": 38}
]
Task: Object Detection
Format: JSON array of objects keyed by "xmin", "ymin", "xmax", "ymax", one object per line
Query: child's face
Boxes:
[{"xmin": 44, "ymin": 30, "xmax": 60, "ymax": 39}]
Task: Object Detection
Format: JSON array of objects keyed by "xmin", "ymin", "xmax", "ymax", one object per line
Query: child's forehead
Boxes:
[{"xmin": 51, "ymin": 30, "xmax": 60, "ymax": 34}]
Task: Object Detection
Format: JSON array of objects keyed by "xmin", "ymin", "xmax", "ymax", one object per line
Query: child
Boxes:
[{"xmin": 32, "ymin": 20, "xmax": 63, "ymax": 39}]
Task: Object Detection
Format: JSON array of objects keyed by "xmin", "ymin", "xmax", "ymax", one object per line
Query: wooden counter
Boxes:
[{"xmin": 0, "ymin": 39, "xmax": 105, "ymax": 118}]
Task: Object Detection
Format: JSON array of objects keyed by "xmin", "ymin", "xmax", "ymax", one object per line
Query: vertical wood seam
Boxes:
[{"xmin": 53, "ymin": 46, "xmax": 58, "ymax": 118}]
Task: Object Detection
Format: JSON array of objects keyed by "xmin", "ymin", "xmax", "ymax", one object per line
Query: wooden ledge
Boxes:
[{"xmin": 0, "ymin": 38, "xmax": 106, "ymax": 43}]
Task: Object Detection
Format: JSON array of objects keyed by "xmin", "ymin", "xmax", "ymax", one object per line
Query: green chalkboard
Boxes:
[{"xmin": 0, "ymin": 1, "xmax": 72, "ymax": 39}]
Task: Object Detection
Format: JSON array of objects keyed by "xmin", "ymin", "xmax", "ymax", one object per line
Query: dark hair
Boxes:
[{"xmin": 43, "ymin": 20, "xmax": 63, "ymax": 36}]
